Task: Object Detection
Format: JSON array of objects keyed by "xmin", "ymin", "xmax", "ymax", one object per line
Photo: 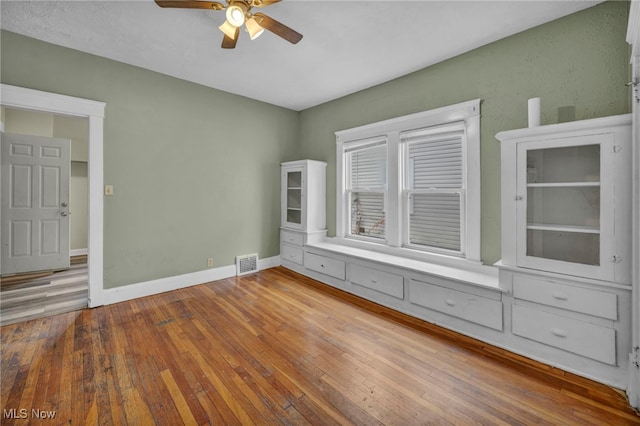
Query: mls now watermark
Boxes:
[{"xmin": 3, "ymin": 408, "xmax": 57, "ymax": 419}]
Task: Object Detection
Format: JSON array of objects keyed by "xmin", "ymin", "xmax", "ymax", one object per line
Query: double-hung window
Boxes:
[
  {"xmin": 336, "ymin": 99, "xmax": 481, "ymax": 263},
  {"xmin": 346, "ymin": 137, "xmax": 387, "ymax": 240},
  {"xmin": 403, "ymin": 123, "xmax": 466, "ymax": 254}
]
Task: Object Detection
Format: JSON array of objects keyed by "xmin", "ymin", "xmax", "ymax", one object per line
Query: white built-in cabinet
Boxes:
[
  {"xmin": 279, "ymin": 116, "xmax": 635, "ymax": 389},
  {"xmin": 498, "ymin": 114, "xmax": 632, "ymax": 283},
  {"xmin": 280, "ymin": 160, "xmax": 327, "ymax": 268},
  {"xmin": 497, "ymin": 114, "xmax": 633, "ymax": 386}
]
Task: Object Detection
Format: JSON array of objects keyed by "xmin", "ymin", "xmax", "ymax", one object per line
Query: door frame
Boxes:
[
  {"xmin": 626, "ymin": 0, "xmax": 640, "ymax": 410},
  {"xmin": 1, "ymin": 84, "xmax": 105, "ymax": 307}
]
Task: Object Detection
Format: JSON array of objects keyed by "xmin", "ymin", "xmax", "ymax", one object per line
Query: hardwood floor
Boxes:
[
  {"xmin": 0, "ymin": 258, "xmax": 88, "ymax": 326},
  {"xmin": 1, "ymin": 266, "xmax": 638, "ymax": 425}
]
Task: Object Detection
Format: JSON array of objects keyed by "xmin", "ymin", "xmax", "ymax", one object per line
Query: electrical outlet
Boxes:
[{"xmin": 207, "ymin": 258, "xmax": 214, "ymax": 267}]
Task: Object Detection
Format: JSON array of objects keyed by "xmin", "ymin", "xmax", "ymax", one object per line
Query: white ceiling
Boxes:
[{"xmin": 1, "ymin": 0, "xmax": 603, "ymax": 111}]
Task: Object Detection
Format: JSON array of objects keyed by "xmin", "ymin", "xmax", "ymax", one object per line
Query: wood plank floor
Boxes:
[
  {"xmin": 0, "ymin": 259, "xmax": 88, "ymax": 326},
  {"xmin": 1, "ymin": 266, "xmax": 638, "ymax": 425}
]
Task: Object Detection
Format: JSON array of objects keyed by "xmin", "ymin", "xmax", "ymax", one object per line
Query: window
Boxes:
[
  {"xmin": 336, "ymin": 99, "xmax": 481, "ymax": 263},
  {"xmin": 347, "ymin": 138, "xmax": 387, "ymax": 240},
  {"xmin": 403, "ymin": 123, "xmax": 466, "ymax": 253}
]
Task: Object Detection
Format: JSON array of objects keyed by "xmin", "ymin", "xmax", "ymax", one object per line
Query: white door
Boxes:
[{"xmin": 1, "ymin": 133, "xmax": 71, "ymax": 275}]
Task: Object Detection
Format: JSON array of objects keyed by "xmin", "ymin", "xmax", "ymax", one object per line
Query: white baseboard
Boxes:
[
  {"xmin": 259, "ymin": 255, "xmax": 281, "ymax": 270},
  {"xmin": 103, "ymin": 255, "xmax": 281, "ymax": 305},
  {"xmin": 70, "ymin": 248, "xmax": 88, "ymax": 256}
]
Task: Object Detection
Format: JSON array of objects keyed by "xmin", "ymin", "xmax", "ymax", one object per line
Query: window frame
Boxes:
[
  {"xmin": 336, "ymin": 99, "xmax": 481, "ymax": 263},
  {"xmin": 401, "ymin": 122, "xmax": 467, "ymax": 256}
]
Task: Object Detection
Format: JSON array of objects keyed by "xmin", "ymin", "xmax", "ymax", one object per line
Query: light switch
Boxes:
[{"xmin": 105, "ymin": 185, "xmax": 114, "ymax": 196}]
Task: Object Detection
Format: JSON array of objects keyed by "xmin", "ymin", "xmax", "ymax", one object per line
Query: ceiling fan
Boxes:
[{"xmin": 154, "ymin": 0, "xmax": 303, "ymax": 49}]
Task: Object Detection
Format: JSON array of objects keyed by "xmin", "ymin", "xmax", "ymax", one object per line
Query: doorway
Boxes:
[
  {"xmin": 0, "ymin": 84, "xmax": 105, "ymax": 313},
  {"xmin": 0, "ymin": 111, "xmax": 88, "ymax": 324}
]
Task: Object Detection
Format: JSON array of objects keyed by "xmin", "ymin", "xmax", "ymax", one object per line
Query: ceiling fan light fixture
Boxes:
[
  {"xmin": 226, "ymin": 4, "xmax": 246, "ymax": 27},
  {"xmin": 219, "ymin": 20, "xmax": 239, "ymax": 39},
  {"xmin": 245, "ymin": 17, "xmax": 264, "ymax": 40},
  {"xmin": 155, "ymin": 0, "xmax": 303, "ymax": 49}
]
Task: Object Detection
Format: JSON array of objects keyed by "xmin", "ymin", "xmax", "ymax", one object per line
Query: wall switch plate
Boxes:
[{"xmin": 105, "ymin": 185, "xmax": 114, "ymax": 196}]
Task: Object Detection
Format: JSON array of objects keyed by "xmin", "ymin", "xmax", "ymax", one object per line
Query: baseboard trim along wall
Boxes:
[
  {"xmin": 70, "ymin": 248, "xmax": 89, "ymax": 256},
  {"xmin": 103, "ymin": 255, "xmax": 281, "ymax": 305}
]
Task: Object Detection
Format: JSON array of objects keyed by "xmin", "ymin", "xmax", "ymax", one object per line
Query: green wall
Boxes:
[
  {"xmin": 299, "ymin": 0, "xmax": 631, "ymax": 264},
  {"xmin": 0, "ymin": 0, "xmax": 631, "ymax": 288},
  {"xmin": 1, "ymin": 30, "xmax": 300, "ymax": 288}
]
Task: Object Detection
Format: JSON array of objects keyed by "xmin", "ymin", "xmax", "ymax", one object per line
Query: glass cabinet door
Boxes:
[
  {"xmin": 517, "ymin": 134, "xmax": 613, "ymax": 278},
  {"xmin": 284, "ymin": 168, "xmax": 303, "ymax": 228},
  {"xmin": 526, "ymin": 143, "xmax": 600, "ymax": 265}
]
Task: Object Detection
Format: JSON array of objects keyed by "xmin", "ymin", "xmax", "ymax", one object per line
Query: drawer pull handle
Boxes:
[
  {"xmin": 320, "ymin": 264, "xmax": 325, "ymax": 268},
  {"xmin": 551, "ymin": 328, "xmax": 567, "ymax": 338},
  {"xmin": 445, "ymin": 299, "xmax": 456, "ymax": 307},
  {"xmin": 371, "ymin": 279, "xmax": 377, "ymax": 284},
  {"xmin": 552, "ymin": 292, "xmax": 568, "ymax": 301}
]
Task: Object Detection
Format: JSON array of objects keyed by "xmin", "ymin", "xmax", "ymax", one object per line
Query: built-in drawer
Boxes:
[
  {"xmin": 281, "ymin": 229, "xmax": 304, "ymax": 246},
  {"xmin": 409, "ymin": 279, "xmax": 503, "ymax": 330},
  {"xmin": 512, "ymin": 304, "xmax": 616, "ymax": 365},
  {"xmin": 513, "ymin": 276, "xmax": 617, "ymax": 320},
  {"xmin": 305, "ymin": 252, "xmax": 346, "ymax": 280},
  {"xmin": 281, "ymin": 244, "xmax": 303, "ymax": 265},
  {"xmin": 350, "ymin": 264, "xmax": 403, "ymax": 299}
]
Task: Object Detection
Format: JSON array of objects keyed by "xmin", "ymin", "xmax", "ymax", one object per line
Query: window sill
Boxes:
[{"xmin": 306, "ymin": 237, "xmax": 502, "ymax": 292}]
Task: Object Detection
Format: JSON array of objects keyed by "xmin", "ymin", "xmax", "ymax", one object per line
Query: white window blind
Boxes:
[
  {"xmin": 347, "ymin": 138, "xmax": 386, "ymax": 239},
  {"xmin": 403, "ymin": 123, "xmax": 465, "ymax": 252}
]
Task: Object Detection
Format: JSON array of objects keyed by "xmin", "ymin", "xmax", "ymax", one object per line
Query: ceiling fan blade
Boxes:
[
  {"xmin": 253, "ymin": 13, "xmax": 302, "ymax": 44},
  {"xmin": 154, "ymin": 1, "xmax": 225, "ymax": 10},
  {"xmin": 221, "ymin": 28, "xmax": 240, "ymax": 49},
  {"xmin": 250, "ymin": 0, "xmax": 282, "ymax": 7}
]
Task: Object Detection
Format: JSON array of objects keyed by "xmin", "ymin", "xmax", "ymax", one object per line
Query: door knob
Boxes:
[
  {"xmin": 61, "ymin": 212, "xmax": 68, "ymax": 216},
  {"xmin": 61, "ymin": 202, "xmax": 68, "ymax": 207}
]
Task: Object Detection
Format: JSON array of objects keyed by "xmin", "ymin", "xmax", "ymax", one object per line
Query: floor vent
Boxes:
[{"xmin": 236, "ymin": 253, "xmax": 259, "ymax": 276}]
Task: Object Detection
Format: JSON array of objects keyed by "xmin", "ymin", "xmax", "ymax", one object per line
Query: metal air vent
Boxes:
[{"xmin": 236, "ymin": 253, "xmax": 258, "ymax": 276}]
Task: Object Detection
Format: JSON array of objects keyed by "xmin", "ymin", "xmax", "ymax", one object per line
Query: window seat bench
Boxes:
[
  {"xmin": 281, "ymin": 236, "xmax": 505, "ymax": 336},
  {"xmin": 305, "ymin": 240, "xmax": 501, "ymax": 291}
]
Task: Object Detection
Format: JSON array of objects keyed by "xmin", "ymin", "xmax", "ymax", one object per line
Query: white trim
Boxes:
[
  {"xmin": 70, "ymin": 248, "xmax": 89, "ymax": 257},
  {"xmin": 1, "ymin": 84, "xmax": 106, "ymax": 307},
  {"xmin": 627, "ymin": 9, "xmax": 640, "ymax": 404},
  {"xmin": 627, "ymin": 0, "xmax": 640, "ymax": 57},
  {"xmin": 0, "ymin": 85, "xmax": 105, "ymax": 118},
  {"xmin": 258, "ymin": 255, "xmax": 281, "ymax": 270},
  {"xmin": 336, "ymin": 140, "xmax": 346, "ymax": 237},
  {"xmin": 465, "ymin": 114, "xmax": 481, "ymax": 262},
  {"xmin": 324, "ymin": 234, "xmax": 484, "ymax": 272},
  {"xmin": 335, "ymin": 99, "xmax": 481, "ymax": 143},
  {"xmin": 495, "ymin": 113, "xmax": 631, "ymax": 141},
  {"xmin": 103, "ymin": 255, "xmax": 281, "ymax": 305}
]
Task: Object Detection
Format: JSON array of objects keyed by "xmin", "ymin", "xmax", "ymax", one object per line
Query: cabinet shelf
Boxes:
[
  {"xmin": 527, "ymin": 223, "xmax": 600, "ymax": 234},
  {"xmin": 281, "ymin": 160, "xmax": 327, "ymax": 232},
  {"xmin": 527, "ymin": 182, "xmax": 600, "ymax": 188}
]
